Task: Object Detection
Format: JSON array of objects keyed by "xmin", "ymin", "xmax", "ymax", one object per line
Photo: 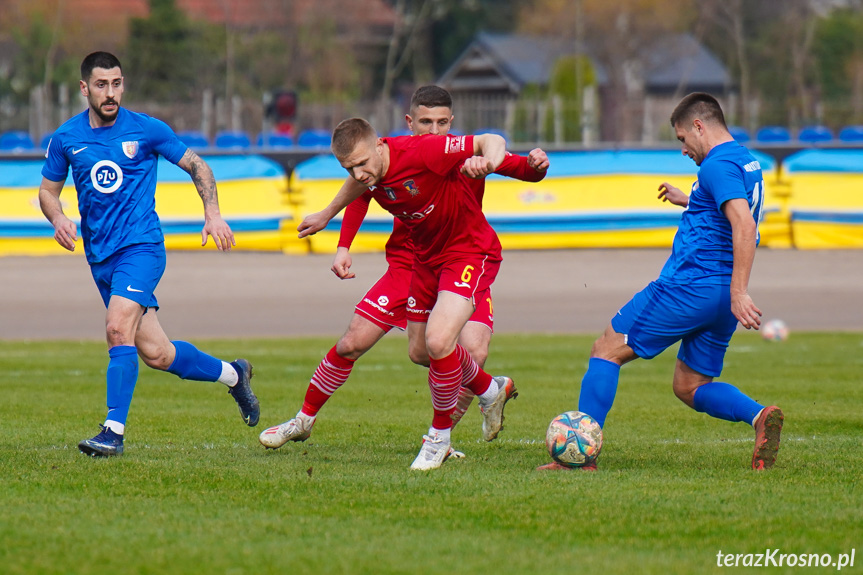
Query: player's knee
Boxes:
[
  {"xmin": 425, "ymin": 332, "xmax": 456, "ymax": 361},
  {"xmin": 589, "ymin": 337, "xmax": 612, "ymax": 361},
  {"xmin": 335, "ymin": 332, "xmax": 372, "ymax": 361},
  {"xmin": 409, "ymin": 345, "xmax": 430, "ymax": 367},
  {"xmin": 105, "ymin": 324, "xmax": 130, "ymax": 347},
  {"xmin": 139, "ymin": 345, "xmax": 172, "ymax": 370},
  {"xmin": 464, "ymin": 345, "xmax": 488, "ymax": 369},
  {"xmin": 673, "ymin": 384, "xmax": 697, "ymax": 408},
  {"xmin": 410, "ymin": 352, "xmax": 430, "ymax": 367}
]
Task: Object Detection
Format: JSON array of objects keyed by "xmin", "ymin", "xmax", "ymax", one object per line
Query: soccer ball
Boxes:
[
  {"xmin": 545, "ymin": 411, "xmax": 603, "ymax": 468},
  {"xmin": 761, "ymin": 318, "xmax": 789, "ymax": 342}
]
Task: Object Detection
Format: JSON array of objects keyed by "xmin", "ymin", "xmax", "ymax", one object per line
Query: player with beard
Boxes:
[{"xmin": 39, "ymin": 51, "xmax": 259, "ymax": 457}]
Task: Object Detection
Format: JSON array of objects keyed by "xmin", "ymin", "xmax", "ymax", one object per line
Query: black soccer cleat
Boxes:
[
  {"xmin": 228, "ymin": 359, "xmax": 260, "ymax": 427},
  {"xmin": 78, "ymin": 425, "xmax": 124, "ymax": 457}
]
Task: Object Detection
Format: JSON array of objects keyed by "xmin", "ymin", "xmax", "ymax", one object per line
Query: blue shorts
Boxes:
[
  {"xmin": 90, "ymin": 243, "xmax": 165, "ymax": 310},
  {"xmin": 610, "ymin": 280, "xmax": 738, "ymax": 377}
]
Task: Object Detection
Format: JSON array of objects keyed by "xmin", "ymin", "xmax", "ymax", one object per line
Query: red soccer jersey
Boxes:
[
  {"xmin": 339, "ymin": 149, "xmax": 545, "ymax": 268},
  {"xmin": 367, "ymin": 134, "xmax": 501, "ymax": 266}
]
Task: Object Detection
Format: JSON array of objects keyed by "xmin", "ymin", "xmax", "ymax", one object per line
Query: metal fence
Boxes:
[
  {"xmin": 3, "ymin": 85, "xmax": 861, "ymax": 149},
  {"xmin": 0, "ymin": 84, "xmax": 604, "ymax": 148}
]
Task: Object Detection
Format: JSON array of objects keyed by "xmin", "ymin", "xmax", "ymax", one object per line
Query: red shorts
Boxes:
[
  {"xmin": 354, "ymin": 265, "xmax": 411, "ymax": 331},
  {"xmin": 468, "ymin": 288, "xmax": 494, "ymax": 332},
  {"xmin": 407, "ymin": 255, "xmax": 500, "ymax": 324}
]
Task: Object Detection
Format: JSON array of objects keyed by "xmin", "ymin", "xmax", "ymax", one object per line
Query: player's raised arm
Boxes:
[
  {"xmin": 460, "ymin": 133, "xmax": 506, "ymax": 178},
  {"xmin": 494, "ymin": 148, "xmax": 549, "ymax": 182},
  {"xmin": 724, "ymin": 197, "xmax": 762, "ymax": 329},
  {"xmin": 177, "ymin": 148, "xmax": 235, "ymax": 251},
  {"xmin": 38, "ymin": 177, "xmax": 78, "ymax": 252},
  {"xmin": 298, "ymin": 176, "xmax": 367, "ymax": 238}
]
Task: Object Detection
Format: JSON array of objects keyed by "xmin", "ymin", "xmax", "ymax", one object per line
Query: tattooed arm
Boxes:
[{"xmin": 177, "ymin": 148, "xmax": 235, "ymax": 250}]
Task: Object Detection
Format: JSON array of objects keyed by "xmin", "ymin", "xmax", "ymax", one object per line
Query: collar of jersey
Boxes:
[{"xmin": 81, "ymin": 106, "xmax": 126, "ymax": 137}]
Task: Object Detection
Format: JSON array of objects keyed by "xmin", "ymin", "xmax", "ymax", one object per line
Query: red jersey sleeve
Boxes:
[
  {"xmin": 338, "ymin": 190, "xmax": 372, "ymax": 249},
  {"xmin": 495, "ymin": 152, "xmax": 547, "ymax": 183},
  {"xmin": 416, "ymin": 134, "xmax": 476, "ymax": 175}
]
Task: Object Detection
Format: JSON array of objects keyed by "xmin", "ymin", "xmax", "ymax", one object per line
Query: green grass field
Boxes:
[{"xmin": 1, "ymin": 333, "xmax": 861, "ymax": 574}]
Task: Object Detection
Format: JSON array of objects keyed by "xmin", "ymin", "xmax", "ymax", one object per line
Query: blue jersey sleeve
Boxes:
[
  {"xmin": 698, "ymin": 159, "xmax": 746, "ymax": 211},
  {"xmin": 146, "ymin": 117, "xmax": 188, "ymax": 165},
  {"xmin": 41, "ymin": 132, "xmax": 70, "ymax": 182}
]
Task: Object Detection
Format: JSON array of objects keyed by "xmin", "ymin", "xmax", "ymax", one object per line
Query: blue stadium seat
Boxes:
[
  {"xmin": 214, "ymin": 130, "xmax": 251, "ymax": 150},
  {"xmin": 388, "ymin": 129, "xmax": 412, "ymax": 137},
  {"xmin": 728, "ymin": 126, "xmax": 750, "ymax": 142},
  {"xmin": 798, "ymin": 125, "xmax": 833, "ymax": 143},
  {"xmin": 256, "ymin": 132, "xmax": 294, "ymax": 148},
  {"xmin": 756, "ymin": 126, "xmax": 791, "ymax": 142},
  {"xmin": 297, "ymin": 129, "xmax": 332, "ymax": 148},
  {"xmin": 838, "ymin": 125, "xmax": 863, "ymax": 142},
  {"xmin": 177, "ymin": 131, "xmax": 210, "ymax": 149},
  {"xmin": 0, "ymin": 131, "xmax": 36, "ymax": 152}
]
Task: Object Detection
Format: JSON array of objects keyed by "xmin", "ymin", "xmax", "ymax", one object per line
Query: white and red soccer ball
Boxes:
[{"xmin": 761, "ymin": 318, "xmax": 789, "ymax": 342}]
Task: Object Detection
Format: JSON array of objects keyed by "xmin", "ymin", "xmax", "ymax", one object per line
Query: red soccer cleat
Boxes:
[{"xmin": 752, "ymin": 405, "xmax": 784, "ymax": 470}]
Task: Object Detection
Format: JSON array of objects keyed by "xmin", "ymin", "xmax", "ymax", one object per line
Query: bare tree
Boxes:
[
  {"xmin": 783, "ymin": 0, "xmax": 820, "ymax": 127},
  {"xmin": 518, "ymin": 0, "xmax": 695, "ymax": 141},
  {"xmin": 698, "ymin": 0, "xmax": 751, "ymax": 128}
]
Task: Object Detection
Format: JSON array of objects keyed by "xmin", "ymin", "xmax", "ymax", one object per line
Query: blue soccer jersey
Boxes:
[
  {"xmin": 42, "ymin": 108, "xmax": 187, "ymax": 263},
  {"xmin": 659, "ymin": 141, "xmax": 764, "ymax": 284}
]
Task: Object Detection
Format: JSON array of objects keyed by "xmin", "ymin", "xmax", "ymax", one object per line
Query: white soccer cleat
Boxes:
[
  {"xmin": 258, "ymin": 413, "xmax": 315, "ymax": 449},
  {"xmin": 410, "ymin": 433, "xmax": 452, "ymax": 470},
  {"xmin": 479, "ymin": 376, "xmax": 515, "ymax": 441}
]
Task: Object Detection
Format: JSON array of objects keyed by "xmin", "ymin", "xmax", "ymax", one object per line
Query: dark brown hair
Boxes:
[
  {"xmin": 670, "ymin": 92, "xmax": 727, "ymax": 129},
  {"xmin": 81, "ymin": 52, "xmax": 122, "ymax": 81},
  {"xmin": 410, "ymin": 85, "xmax": 453, "ymax": 112}
]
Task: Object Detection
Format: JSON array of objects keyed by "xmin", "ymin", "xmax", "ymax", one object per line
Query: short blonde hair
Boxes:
[{"xmin": 332, "ymin": 118, "xmax": 377, "ymax": 159}]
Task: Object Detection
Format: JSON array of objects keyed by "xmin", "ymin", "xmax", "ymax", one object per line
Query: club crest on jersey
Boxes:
[
  {"xmin": 402, "ymin": 179, "xmax": 419, "ymax": 197},
  {"xmin": 122, "ymin": 141, "xmax": 139, "ymax": 159},
  {"xmin": 384, "ymin": 187, "xmax": 397, "ymax": 201}
]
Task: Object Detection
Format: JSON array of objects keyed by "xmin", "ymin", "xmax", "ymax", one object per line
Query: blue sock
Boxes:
[
  {"xmin": 693, "ymin": 381, "xmax": 764, "ymax": 424},
  {"xmin": 166, "ymin": 340, "xmax": 223, "ymax": 382},
  {"xmin": 578, "ymin": 357, "xmax": 620, "ymax": 428},
  {"xmin": 105, "ymin": 345, "xmax": 139, "ymax": 427}
]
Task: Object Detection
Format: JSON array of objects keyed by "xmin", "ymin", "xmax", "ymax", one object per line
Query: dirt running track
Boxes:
[{"xmin": 1, "ymin": 249, "xmax": 861, "ymax": 341}]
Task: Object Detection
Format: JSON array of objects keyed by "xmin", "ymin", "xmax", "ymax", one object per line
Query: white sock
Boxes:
[
  {"xmin": 429, "ymin": 427, "xmax": 451, "ymax": 442},
  {"xmin": 218, "ymin": 361, "xmax": 239, "ymax": 387},
  {"xmin": 477, "ymin": 378, "xmax": 500, "ymax": 406},
  {"xmin": 297, "ymin": 411, "xmax": 316, "ymax": 422},
  {"xmin": 104, "ymin": 420, "xmax": 125, "ymax": 435},
  {"xmin": 751, "ymin": 408, "xmax": 765, "ymax": 428}
]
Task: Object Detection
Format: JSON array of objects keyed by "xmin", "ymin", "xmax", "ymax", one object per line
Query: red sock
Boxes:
[
  {"xmin": 455, "ymin": 344, "xmax": 492, "ymax": 395},
  {"xmin": 301, "ymin": 346, "xmax": 355, "ymax": 416},
  {"xmin": 301, "ymin": 385, "xmax": 330, "ymax": 417},
  {"xmin": 429, "ymin": 350, "xmax": 462, "ymax": 430}
]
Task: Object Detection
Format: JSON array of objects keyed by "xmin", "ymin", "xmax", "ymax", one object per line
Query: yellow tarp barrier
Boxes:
[
  {"xmin": 0, "ymin": 156, "xmax": 303, "ymax": 256},
  {"xmin": 289, "ymin": 149, "xmax": 786, "ymax": 252},
  {"xmin": 781, "ymin": 150, "xmax": 863, "ymax": 249}
]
